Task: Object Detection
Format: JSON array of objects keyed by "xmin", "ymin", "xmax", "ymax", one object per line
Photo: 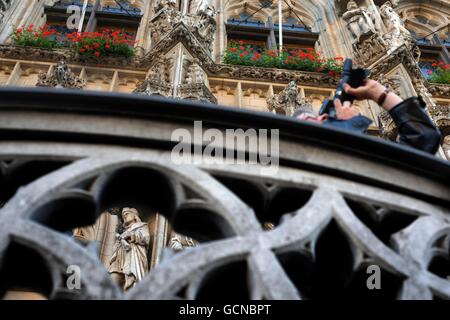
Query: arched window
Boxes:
[
  {"xmin": 273, "ymin": 16, "xmax": 310, "ymax": 32},
  {"xmin": 45, "ymin": 0, "xmax": 143, "ymax": 34},
  {"xmin": 398, "ymin": 4, "xmax": 450, "ymax": 79},
  {"xmin": 227, "ymin": 11, "xmax": 266, "ymax": 28},
  {"xmin": 224, "ymin": 1, "xmax": 318, "ymax": 61}
]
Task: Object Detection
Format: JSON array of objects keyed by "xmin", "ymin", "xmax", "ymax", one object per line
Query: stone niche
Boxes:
[{"xmin": 73, "ymin": 207, "xmax": 197, "ymax": 292}]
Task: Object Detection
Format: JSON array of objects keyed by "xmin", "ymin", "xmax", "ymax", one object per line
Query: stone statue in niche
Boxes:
[
  {"xmin": 108, "ymin": 208, "xmax": 150, "ymax": 291},
  {"xmin": 379, "ymin": 1, "xmax": 414, "ymax": 48},
  {"xmin": 184, "ymin": 62, "xmax": 205, "ymax": 84},
  {"xmin": 342, "ymin": 0, "xmax": 377, "ymax": 43},
  {"xmin": 194, "ymin": 2, "xmax": 217, "ymax": 53}
]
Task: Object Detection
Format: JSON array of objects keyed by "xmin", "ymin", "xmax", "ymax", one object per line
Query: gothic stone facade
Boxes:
[{"xmin": 0, "ymin": 0, "xmax": 450, "ymax": 300}]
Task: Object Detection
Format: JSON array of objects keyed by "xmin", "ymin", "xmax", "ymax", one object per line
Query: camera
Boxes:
[{"xmin": 319, "ymin": 58, "xmax": 369, "ymax": 118}]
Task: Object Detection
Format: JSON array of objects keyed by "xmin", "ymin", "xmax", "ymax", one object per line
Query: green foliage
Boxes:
[{"xmin": 428, "ymin": 61, "xmax": 450, "ymax": 85}]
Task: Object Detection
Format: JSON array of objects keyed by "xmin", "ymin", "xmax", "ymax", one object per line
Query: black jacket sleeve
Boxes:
[{"xmin": 388, "ymin": 96, "xmax": 442, "ymax": 154}]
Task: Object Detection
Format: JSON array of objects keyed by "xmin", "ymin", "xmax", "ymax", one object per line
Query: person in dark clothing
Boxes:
[{"xmin": 294, "ymin": 79, "xmax": 442, "ymax": 154}]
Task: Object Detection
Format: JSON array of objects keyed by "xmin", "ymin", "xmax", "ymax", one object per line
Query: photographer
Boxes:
[{"xmin": 294, "ymin": 79, "xmax": 442, "ymax": 154}]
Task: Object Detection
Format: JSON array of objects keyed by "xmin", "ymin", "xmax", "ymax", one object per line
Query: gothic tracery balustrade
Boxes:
[{"xmin": 0, "ymin": 87, "xmax": 450, "ymax": 300}]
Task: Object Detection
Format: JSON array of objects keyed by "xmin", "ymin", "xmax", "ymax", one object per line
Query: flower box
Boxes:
[{"xmin": 224, "ymin": 41, "xmax": 344, "ymax": 77}]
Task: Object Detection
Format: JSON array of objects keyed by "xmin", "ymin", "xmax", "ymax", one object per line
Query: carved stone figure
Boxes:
[
  {"xmin": 342, "ymin": 1, "xmax": 376, "ymax": 43},
  {"xmin": 267, "ymin": 81, "xmax": 313, "ymax": 116},
  {"xmin": 380, "ymin": 0, "xmax": 418, "ymax": 58},
  {"xmin": 149, "ymin": 8, "xmax": 181, "ymax": 46},
  {"xmin": 170, "ymin": 232, "xmax": 197, "ymax": 251},
  {"xmin": 195, "ymin": 5, "xmax": 216, "ymax": 52},
  {"xmin": 108, "ymin": 208, "xmax": 150, "ymax": 291},
  {"xmin": 155, "ymin": 0, "xmax": 177, "ymax": 12},
  {"xmin": 354, "ymin": 33, "xmax": 389, "ymax": 65},
  {"xmin": 36, "ymin": 60, "xmax": 86, "ymax": 89}
]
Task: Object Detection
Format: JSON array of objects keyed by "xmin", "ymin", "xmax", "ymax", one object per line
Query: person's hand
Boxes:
[
  {"xmin": 334, "ymin": 99, "xmax": 361, "ymax": 120},
  {"xmin": 297, "ymin": 113, "xmax": 328, "ymax": 124},
  {"xmin": 343, "ymin": 79, "xmax": 403, "ymax": 111},
  {"xmin": 128, "ymin": 234, "xmax": 137, "ymax": 243},
  {"xmin": 343, "ymin": 79, "xmax": 386, "ymax": 102}
]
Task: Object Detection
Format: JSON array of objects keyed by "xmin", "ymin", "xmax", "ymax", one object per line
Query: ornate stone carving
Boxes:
[
  {"xmin": 380, "ymin": 1, "xmax": 420, "ymax": 61},
  {"xmin": 154, "ymin": 0, "xmax": 177, "ymax": 12},
  {"xmin": 177, "ymin": 62, "xmax": 217, "ymax": 104},
  {"xmin": 194, "ymin": 5, "xmax": 217, "ymax": 53},
  {"xmin": 0, "ymin": 45, "xmax": 139, "ymax": 69},
  {"xmin": 428, "ymin": 104, "xmax": 450, "ymax": 129},
  {"xmin": 342, "ymin": 1, "xmax": 377, "ymax": 44},
  {"xmin": 139, "ymin": 23, "xmax": 340, "ymax": 88},
  {"xmin": 149, "ymin": 7, "xmax": 181, "ymax": 46},
  {"xmin": 378, "ymin": 109, "xmax": 397, "ymax": 140},
  {"xmin": 267, "ymin": 81, "xmax": 313, "ymax": 116},
  {"xmin": 370, "ymin": 46, "xmax": 424, "ymax": 97},
  {"xmin": 0, "ymin": 0, "xmax": 11, "ymax": 25},
  {"xmin": 170, "ymin": 232, "xmax": 198, "ymax": 251},
  {"xmin": 376, "ymin": 73, "xmax": 402, "ymax": 96},
  {"xmin": 148, "ymin": 4, "xmax": 216, "ymax": 53},
  {"xmin": 108, "ymin": 208, "xmax": 150, "ymax": 291},
  {"xmin": 134, "ymin": 57, "xmax": 173, "ymax": 96},
  {"xmin": 354, "ymin": 33, "xmax": 389, "ymax": 66},
  {"xmin": 428, "ymin": 84, "xmax": 450, "ymax": 99},
  {"xmin": 36, "ymin": 60, "xmax": 86, "ymax": 89}
]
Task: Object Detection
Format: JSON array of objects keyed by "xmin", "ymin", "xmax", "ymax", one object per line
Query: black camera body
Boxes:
[{"xmin": 319, "ymin": 59, "xmax": 369, "ymax": 118}]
